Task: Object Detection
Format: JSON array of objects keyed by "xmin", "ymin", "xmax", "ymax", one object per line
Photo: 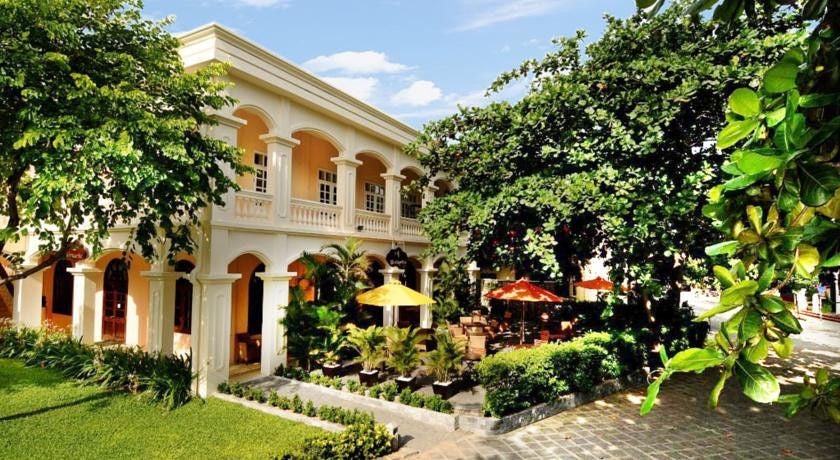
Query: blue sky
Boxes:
[{"xmin": 142, "ymin": 0, "xmax": 636, "ymax": 128}]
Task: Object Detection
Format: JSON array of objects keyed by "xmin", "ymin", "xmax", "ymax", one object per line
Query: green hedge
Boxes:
[
  {"xmin": 0, "ymin": 323, "xmax": 192, "ymax": 408},
  {"xmin": 475, "ymin": 330, "xmax": 647, "ymax": 417},
  {"xmin": 219, "ymin": 381, "xmax": 394, "ymax": 459}
]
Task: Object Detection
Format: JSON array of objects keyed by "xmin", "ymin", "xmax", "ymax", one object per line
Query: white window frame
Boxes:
[
  {"xmin": 364, "ymin": 182, "xmax": 385, "ymax": 214},
  {"xmin": 401, "ymin": 191, "xmax": 421, "ymax": 219},
  {"xmin": 318, "ymin": 169, "xmax": 337, "ymax": 206},
  {"xmin": 253, "ymin": 151, "xmax": 268, "ymax": 193}
]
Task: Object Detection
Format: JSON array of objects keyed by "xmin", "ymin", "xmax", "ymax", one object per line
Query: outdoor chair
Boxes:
[
  {"xmin": 459, "ymin": 316, "xmax": 473, "ymax": 326},
  {"xmin": 465, "ymin": 335, "xmax": 487, "ymax": 360},
  {"xmin": 449, "ymin": 324, "xmax": 466, "ymax": 338}
]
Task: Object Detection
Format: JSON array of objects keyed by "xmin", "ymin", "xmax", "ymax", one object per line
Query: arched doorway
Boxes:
[
  {"xmin": 102, "ymin": 258, "xmax": 129, "ymax": 342},
  {"xmin": 248, "ymin": 264, "xmax": 265, "ymax": 335},
  {"xmin": 173, "ymin": 260, "xmax": 194, "ymax": 334},
  {"xmin": 366, "ymin": 258, "xmax": 385, "ymax": 288},
  {"xmin": 52, "ymin": 259, "xmax": 75, "ymax": 316}
]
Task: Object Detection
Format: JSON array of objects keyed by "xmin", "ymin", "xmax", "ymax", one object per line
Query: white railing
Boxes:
[
  {"xmin": 355, "ymin": 210, "xmax": 390, "ymax": 234},
  {"xmin": 234, "ymin": 191, "xmax": 272, "ymax": 222},
  {"xmin": 400, "ymin": 218, "xmax": 423, "ymax": 237},
  {"xmin": 290, "ymin": 198, "xmax": 341, "ymax": 230}
]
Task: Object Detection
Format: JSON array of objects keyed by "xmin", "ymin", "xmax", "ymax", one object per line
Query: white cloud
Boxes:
[
  {"xmin": 231, "ymin": 0, "xmax": 290, "ymax": 7},
  {"xmin": 303, "ymin": 51, "xmax": 410, "ymax": 75},
  {"xmin": 393, "ymin": 78, "xmax": 530, "ymax": 121},
  {"xmin": 457, "ymin": 0, "xmax": 565, "ymax": 31},
  {"xmin": 322, "ymin": 77, "xmax": 379, "ymax": 102},
  {"xmin": 390, "ymin": 80, "xmax": 443, "ymax": 107}
]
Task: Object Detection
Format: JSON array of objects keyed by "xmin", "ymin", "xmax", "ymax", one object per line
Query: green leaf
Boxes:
[
  {"xmin": 799, "ymin": 92, "xmax": 840, "ymax": 108},
  {"xmin": 746, "ymin": 205, "xmax": 763, "ymax": 232},
  {"xmin": 736, "ymin": 151, "xmax": 783, "ymax": 175},
  {"xmin": 743, "ymin": 337, "xmax": 769, "ymax": 363},
  {"xmin": 724, "ymin": 173, "xmax": 764, "ymax": 191},
  {"xmin": 720, "ymin": 280, "xmax": 759, "ymax": 306},
  {"xmin": 713, "ymin": 265, "xmax": 736, "ymax": 288},
  {"xmin": 771, "ymin": 309, "xmax": 803, "ymax": 334},
  {"xmin": 635, "ymin": 0, "xmax": 657, "ymax": 7},
  {"xmin": 709, "ymin": 370, "xmax": 731, "ymax": 408},
  {"xmin": 799, "ymin": 163, "xmax": 840, "ymax": 207},
  {"xmin": 758, "ymin": 295, "xmax": 785, "ymax": 314},
  {"xmin": 668, "ymin": 348, "xmax": 725, "ymax": 372},
  {"xmin": 695, "ymin": 302, "xmax": 741, "ymax": 321},
  {"xmin": 822, "ymin": 253, "xmax": 840, "ymax": 267},
  {"xmin": 795, "ymin": 243, "xmax": 820, "ymax": 275},
  {"xmin": 639, "ymin": 372, "xmax": 667, "ymax": 416},
  {"xmin": 757, "ymin": 264, "xmax": 775, "ymax": 292},
  {"xmin": 717, "ymin": 119, "xmax": 761, "ymax": 149},
  {"xmin": 739, "ymin": 308, "xmax": 763, "ymax": 341},
  {"xmin": 734, "ymin": 358, "xmax": 780, "ymax": 403},
  {"xmin": 764, "ymin": 62, "xmax": 799, "ymax": 94},
  {"xmin": 705, "ymin": 240, "xmax": 739, "ymax": 256},
  {"xmin": 771, "ymin": 337, "xmax": 794, "ymax": 358},
  {"xmin": 728, "ymin": 88, "xmax": 760, "ymax": 117}
]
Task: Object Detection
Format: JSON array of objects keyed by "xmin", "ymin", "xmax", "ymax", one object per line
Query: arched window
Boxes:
[
  {"xmin": 103, "ymin": 258, "xmax": 129, "ymax": 342},
  {"xmin": 247, "ymin": 264, "xmax": 265, "ymax": 335},
  {"xmin": 174, "ymin": 260, "xmax": 195, "ymax": 334},
  {"xmin": 52, "ymin": 260, "xmax": 75, "ymax": 315}
]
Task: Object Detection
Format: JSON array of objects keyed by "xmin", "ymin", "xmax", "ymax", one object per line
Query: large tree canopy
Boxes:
[
  {"xmin": 408, "ymin": 1, "xmax": 800, "ymax": 295},
  {"xmin": 0, "ymin": 0, "xmax": 245, "ymax": 283}
]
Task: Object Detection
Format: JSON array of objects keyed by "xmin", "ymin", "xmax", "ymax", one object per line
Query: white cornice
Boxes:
[{"xmin": 177, "ymin": 23, "xmax": 420, "ymax": 148}]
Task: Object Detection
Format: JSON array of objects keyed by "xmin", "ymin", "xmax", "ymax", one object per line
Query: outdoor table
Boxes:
[{"xmin": 464, "ymin": 323, "xmax": 488, "ymax": 335}]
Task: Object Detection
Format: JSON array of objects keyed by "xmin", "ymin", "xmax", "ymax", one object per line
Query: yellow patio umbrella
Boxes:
[{"xmin": 356, "ymin": 280, "xmax": 434, "ymax": 327}]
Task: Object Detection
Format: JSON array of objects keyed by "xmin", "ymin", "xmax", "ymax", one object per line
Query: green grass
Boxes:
[{"xmin": 0, "ymin": 359, "xmax": 323, "ymax": 459}]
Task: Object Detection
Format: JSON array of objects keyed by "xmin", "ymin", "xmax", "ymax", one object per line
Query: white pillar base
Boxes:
[
  {"xmin": 68, "ymin": 265, "xmax": 101, "ymax": 343},
  {"xmin": 195, "ymin": 274, "xmax": 240, "ymax": 397},
  {"xmin": 257, "ymin": 272, "xmax": 295, "ymax": 376},
  {"xmin": 142, "ymin": 271, "xmax": 179, "ymax": 354},
  {"xmin": 12, "ymin": 267, "xmax": 43, "ymax": 329}
]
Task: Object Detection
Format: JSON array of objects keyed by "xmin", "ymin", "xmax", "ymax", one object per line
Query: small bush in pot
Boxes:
[
  {"xmin": 384, "ymin": 326, "xmax": 428, "ymax": 390},
  {"xmin": 345, "ymin": 324, "xmax": 386, "ymax": 386},
  {"xmin": 423, "ymin": 328, "xmax": 466, "ymax": 399}
]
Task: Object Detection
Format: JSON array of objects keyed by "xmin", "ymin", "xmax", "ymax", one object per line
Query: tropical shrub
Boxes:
[
  {"xmin": 380, "ymin": 381, "xmax": 399, "ymax": 402},
  {"xmin": 384, "ymin": 326, "xmax": 428, "ymax": 377},
  {"xmin": 0, "ymin": 324, "xmax": 193, "ymax": 408},
  {"xmin": 344, "ymin": 325, "xmax": 386, "ymax": 372},
  {"xmin": 396, "ymin": 389, "xmax": 454, "ymax": 413},
  {"xmin": 423, "ymin": 328, "xmax": 467, "ymax": 383},
  {"xmin": 475, "ymin": 330, "xmax": 648, "ymax": 417}
]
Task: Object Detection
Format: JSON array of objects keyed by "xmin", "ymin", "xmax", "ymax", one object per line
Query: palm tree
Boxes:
[
  {"xmin": 322, "ymin": 237, "xmax": 370, "ymax": 287},
  {"xmin": 423, "ymin": 328, "xmax": 467, "ymax": 383},
  {"xmin": 344, "ymin": 324, "xmax": 386, "ymax": 372},
  {"xmin": 299, "ymin": 251, "xmax": 335, "ymax": 303},
  {"xmin": 385, "ymin": 326, "xmax": 429, "ymax": 378}
]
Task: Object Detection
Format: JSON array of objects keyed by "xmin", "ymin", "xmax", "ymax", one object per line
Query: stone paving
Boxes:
[{"xmin": 416, "ymin": 310, "xmax": 840, "ymax": 459}]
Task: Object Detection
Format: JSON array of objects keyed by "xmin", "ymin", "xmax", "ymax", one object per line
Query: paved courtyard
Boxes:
[{"xmin": 417, "ymin": 311, "xmax": 840, "ymax": 459}]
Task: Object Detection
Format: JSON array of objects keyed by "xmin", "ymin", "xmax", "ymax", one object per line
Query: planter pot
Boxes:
[
  {"xmin": 359, "ymin": 369, "xmax": 380, "ymax": 386},
  {"xmin": 322, "ymin": 363, "xmax": 342, "ymax": 378},
  {"xmin": 395, "ymin": 375, "xmax": 417, "ymax": 392},
  {"xmin": 432, "ymin": 380, "xmax": 459, "ymax": 400}
]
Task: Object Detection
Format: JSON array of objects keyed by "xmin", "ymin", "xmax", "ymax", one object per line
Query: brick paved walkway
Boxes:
[{"xmin": 418, "ymin": 311, "xmax": 840, "ymax": 459}]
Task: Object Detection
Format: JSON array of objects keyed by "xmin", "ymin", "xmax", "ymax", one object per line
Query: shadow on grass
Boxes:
[{"xmin": 0, "ymin": 391, "xmax": 113, "ymax": 422}]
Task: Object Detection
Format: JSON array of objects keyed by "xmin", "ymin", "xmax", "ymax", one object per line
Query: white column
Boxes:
[
  {"xmin": 381, "ymin": 173, "xmax": 405, "ymax": 236},
  {"xmin": 260, "ymin": 133, "xmax": 300, "ymax": 221},
  {"xmin": 195, "ymin": 274, "xmax": 240, "ymax": 397},
  {"xmin": 257, "ymin": 272, "xmax": 296, "ymax": 376},
  {"xmin": 468, "ymin": 261, "xmax": 482, "ymax": 309},
  {"xmin": 67, "ymin": 265, "xmax": 101, "ymax": 343},
  {"xmin": 12, "ymin": 266, "xmax": 43, "ymax": 328},
  {"xmin": 380, "ymin": 268, "xmax": 404, "ymax": 326},
  {"xmin": 207, "ymin": 112, "xmax": 246, "ymax": 222},
  {"xmin": 417, "ymin": 268, "xmax": 436, "ymax": 329},
  {"xmin": 422, "ymin": 185, "xmax": 439, "ymax": 208},
  {"xmin": 141, "ymin": 271, "xmax": 178, "ymax": 354},
  {"xmin": 333, "ymin": 157, "xmax": 362, "ymax": 231}
]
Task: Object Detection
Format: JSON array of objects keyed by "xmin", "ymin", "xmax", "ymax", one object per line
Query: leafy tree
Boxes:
[
  {"xmin": 637, "ymin": 0, "xmax": 840, "ymax": 422},
  {"xmin": 0, "ymin": 0, "xmax": 244, "ymax": 284},
  {"xmin": 407, "ymin": 1, "xmax": 799, "ymax": 303}
]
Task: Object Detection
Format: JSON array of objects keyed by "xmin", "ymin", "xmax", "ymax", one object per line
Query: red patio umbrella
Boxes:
[
  {"xmin": 575, "ymin": 276, "xmax": 629, "ymax": 292},
  {"xmin": 485, "ymin": 278, "xmax": 565, "ymax": 344}
]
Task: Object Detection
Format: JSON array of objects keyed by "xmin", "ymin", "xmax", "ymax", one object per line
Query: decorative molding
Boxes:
[
  {"xmin": 259, "ymin": 133, "xmax": 300, "ymax": 148},
  {"xmin": 331, "ymin": 157, "xmax": 363, "ymax": 168}
]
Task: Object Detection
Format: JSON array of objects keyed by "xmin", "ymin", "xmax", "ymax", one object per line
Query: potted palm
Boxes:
[
  {"xmin": 345, "ymin": 324, "xmax": 386, "ymax": 386},
  {"xmin": 423, "ymin": 328, "xmax": 467, "ymax": 399},
  {"xmin": 385, "ymin": 326, "xmax": 428, "ymax": 391},
  {"xmin": 308, "ymin": 305, "xmax": 346, "ymax": 377}
]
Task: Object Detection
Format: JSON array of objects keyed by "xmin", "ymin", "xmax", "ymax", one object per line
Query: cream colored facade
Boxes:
[{"xmin": 8, "ymin": 24, "xmax": 450, "ymax": 396}]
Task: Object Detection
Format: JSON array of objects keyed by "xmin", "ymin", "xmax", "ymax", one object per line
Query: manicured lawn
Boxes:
[{"xmin": 0, "ymin": 359, "xmax": 323, "ymax": 459}]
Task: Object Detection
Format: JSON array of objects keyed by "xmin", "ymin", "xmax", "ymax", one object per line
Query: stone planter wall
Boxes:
[{"xmin": 457, "ymin": 371, "xmax": 649, "ymax": 435}]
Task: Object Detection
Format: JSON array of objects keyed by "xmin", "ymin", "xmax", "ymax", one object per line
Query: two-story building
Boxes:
[{"xmin": 6, "ymin": 24, "xmax": 458, "ymax": 396}]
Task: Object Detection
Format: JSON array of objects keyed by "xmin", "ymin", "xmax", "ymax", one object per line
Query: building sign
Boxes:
[{"xmin": 386, "ymin": 246, "xmax": 408, "ymax": 269}]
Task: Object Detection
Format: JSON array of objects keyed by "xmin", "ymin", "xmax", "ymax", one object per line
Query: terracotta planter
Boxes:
[
  {"xmin": 322, "ymin": 363, "xmax": 342, "ymax": 378},
  {"xmin": 395, "ymin": 375, "xmax": 416, "ymax": 392},
  {"xmin": 432, "ymin": 380, "xmax": 459, "ymax": 400},
  {"xmin": 359, "ymin": 369, "xmax": 380, "ymax": 386}
]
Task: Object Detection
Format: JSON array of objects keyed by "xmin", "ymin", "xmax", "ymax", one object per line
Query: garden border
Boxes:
[
  {"xmin": 458, "ymin": 370, "xmax": 649, "ymax": 435},
  {"xmin": 213, "ymin": 393, "xmax": 345, "ymax": 432},
  {"xmin": 255, "ymin": 370, "xmax": 648, "ymax": 435}
]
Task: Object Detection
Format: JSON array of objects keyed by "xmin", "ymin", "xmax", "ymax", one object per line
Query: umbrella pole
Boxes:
[{"xmin": 520, "ymin": 300, "xmax": 525, "ymax": 345}]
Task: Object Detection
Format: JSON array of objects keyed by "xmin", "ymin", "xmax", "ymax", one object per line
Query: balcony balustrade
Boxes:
[
  {"xmin": 234, "ymin": 191, "xmax": 273, "ymax": 222},
  {"xmin": 290, "ymin": 198, "xmax": 341, "ymax": 230},
  {"xmin": 355, "ymin": 210, "xmax": 390, "ymax": 235}
]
